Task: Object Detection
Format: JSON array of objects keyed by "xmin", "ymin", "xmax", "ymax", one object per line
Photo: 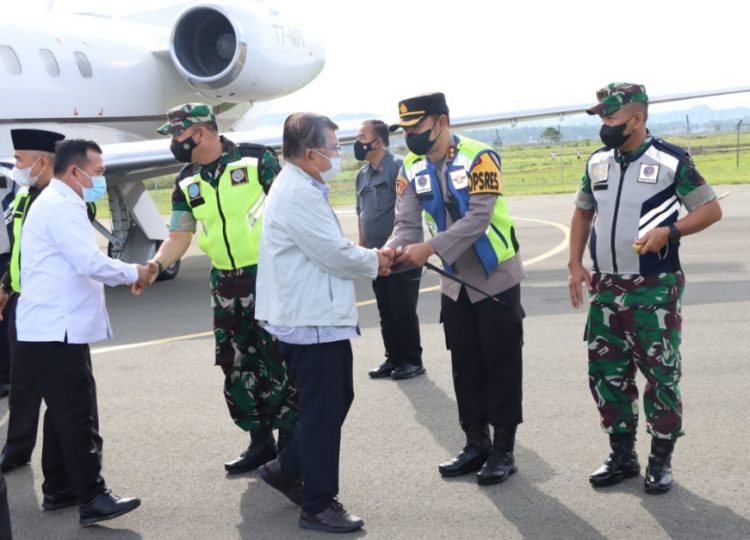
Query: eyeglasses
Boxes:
[{"xmin": 318, "ymin": 144, "xmax": 341, "ymax": 152}]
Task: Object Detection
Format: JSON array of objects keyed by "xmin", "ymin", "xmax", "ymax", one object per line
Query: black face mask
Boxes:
[
  {"xmin": 353, "ymin": 140, "xmax": 376, "ymax": 161},
  {"xmin": 599, "ymin": 117, "xmax": 633, "ymax": 149},
  {"xmin": 406, "ymin": 122, "xmax": 439, "ymax": 155},
  {"xmin": 170, "ymin": 135, "xmax": 199, "ymax": 163}
]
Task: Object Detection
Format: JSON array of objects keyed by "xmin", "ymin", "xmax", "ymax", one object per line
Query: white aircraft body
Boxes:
[
  {"xmin": 1, "ymin": 0, "xmax": 324, "ymax": 279},
  {"xmin": 1, "ymin": 2, "xmax": 749, "ymax": 281}
]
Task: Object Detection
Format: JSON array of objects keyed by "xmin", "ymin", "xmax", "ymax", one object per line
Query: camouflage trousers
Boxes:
[
  {"xmin": 586, "ymin": 299, "xmax": 684, "ymax": 440},
  {"xmin": 210, "ymin": 266, "xmax": 297, "ymax": 433}
]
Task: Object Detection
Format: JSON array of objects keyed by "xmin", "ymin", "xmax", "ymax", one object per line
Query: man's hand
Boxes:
[
  {"xmin": 376, "ymin": 249, "xmax": 394, "ymax": 276},
  {"xmin": 568, "ymin": 261, "xmax": 593, "ymax": 309},
  {"xmin": 0, "ymin": 289, "xmax": 8, "ymax": 321},
  {"xmin": 131, "ymin": 261, "xmax": 159, "ymax": 296},
  {"xmin": 633, "ymin": 226, "xmax": 670, "ymax": 255},
  {"xmin": 393, "ymin": 242, "xmax": 434, "ymax": 268}
]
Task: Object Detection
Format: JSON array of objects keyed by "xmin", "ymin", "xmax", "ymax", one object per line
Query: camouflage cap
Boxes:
[
  {"xmin": 157, "ymin": 103, "xmax": 216, "ymax": 136},
  {"xmin": 586, "ymin": 83, "xmax": 648, "ymax": 116}
]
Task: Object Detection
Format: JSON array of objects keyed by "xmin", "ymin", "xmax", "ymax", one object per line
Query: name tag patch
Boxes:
[{"xmin": 638, "ymin": 164, "xmax": 659, "ymax": 184}]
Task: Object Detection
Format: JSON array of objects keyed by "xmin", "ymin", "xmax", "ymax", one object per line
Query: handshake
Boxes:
[
  {"xmin": 130, "ymin": 260, "xmax": 160, "ymax": 295},
  {"xmin": 375, "ymin": 242, "xmax": 435, "ymax": 276}
]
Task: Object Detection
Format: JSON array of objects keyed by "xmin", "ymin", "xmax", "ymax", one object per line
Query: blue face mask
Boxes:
[{"xmin": 76, "ymin": 167, "xmax": 108, "ymax": 202}]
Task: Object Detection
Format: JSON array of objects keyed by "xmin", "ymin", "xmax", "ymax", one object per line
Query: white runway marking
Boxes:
[{"xmin": 91, "ymin": 217, "xmax": 570, "ymax": 354}]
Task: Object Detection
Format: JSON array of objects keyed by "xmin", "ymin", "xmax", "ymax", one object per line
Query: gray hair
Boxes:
[{"xmin": 282, "ymin": 113, "xmax": 339, "ymax": 160}]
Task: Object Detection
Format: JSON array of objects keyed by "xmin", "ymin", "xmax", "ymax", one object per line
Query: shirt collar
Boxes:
[
  {"xmin": 616, "ymin": 132, "xmax": 653, "ymax": 163},
  {"xmin": 368, "ymin": 150, "xmax": 393, "ymax": 174},
  {"xmin": 50, "ymin": 178, "xmax": 85, "ymax": 207},
  {"xmin": 287, "ymin": 163, "xmax": 330, "ymax": 199}
]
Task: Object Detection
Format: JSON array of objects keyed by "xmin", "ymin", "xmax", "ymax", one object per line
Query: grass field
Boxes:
[{"xmin": 99, "ymin": 131, "xmax": 750, "ymax": 218}]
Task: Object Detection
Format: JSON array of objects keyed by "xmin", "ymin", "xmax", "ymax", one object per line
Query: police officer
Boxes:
[
  {"xmin": 568, "ymin": 82, "xmax": 722, "ymax": 493},
  {"xmin": 149, "ymin": 103, "xmax": 297, "ymax": 473},
  {"xmin": 383, "ymin": 93, "xmax": 525, "ymax": 485},
  {"xmin": 0, "ymin": 129, "xmax": 64, "ymax": 474},
  {"xmin": 355, "ymin": 119, "xmax": 425, "ymax": 380}
]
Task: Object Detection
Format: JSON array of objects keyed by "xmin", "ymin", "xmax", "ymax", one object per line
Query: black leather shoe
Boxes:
[
  {"xmin": 0, "ymin": 384, "xmax": 9, "ymax": 399},
  {"xmin": 225, "ymin": 438, "xmax": 277, "ymax": 474},
  {"xmin": 79, "ymin": 490, "xmax": 141, "ymax": 526},
  {"xmin": 42, "ymin": 487, "xmax": 78, "ymax": 511},
  {"xmin": 439, "ymin": 446, "xmax": 490, "ymax": 477},
  {"xmin": 299, "ymin": 499, "xmax": 364, "ymax": 533},
  {"xmin": 0, "ymin": 453, "xmax": 29, "ymax": 474},
  {"xmin": 644, "ymin": 438, "xmax": 675, "ymax": 494},
  {"xmin": 391, "ymin": 363, "xmax": 426, "ymax": 380},
  {"xmin": 368, "ymin": 362, "xmax": 396, "ymax": 379},
  {"xmin": 590, "ymin": 435, "xmax": 640, "ymax": 487},
  {"xmin": 259, "ymin": 458, "xmax": 302, "ymax": 505},
  {"xmin": 477, "ymin": 450, "xmax": 517, "ymax": 485}
]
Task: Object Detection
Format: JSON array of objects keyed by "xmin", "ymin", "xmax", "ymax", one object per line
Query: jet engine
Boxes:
[{"xmin": 169, "ymin": 1, "xmax": 324, "ymax": 103}]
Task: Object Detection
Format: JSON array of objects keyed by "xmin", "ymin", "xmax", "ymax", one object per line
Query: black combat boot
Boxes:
[
  {"xmin": 224, "ymin": 427, "xmax": 277, "ymax": 474},
  {"xmin": 277, "ymin": 429, "xmax": 294, "ymax": 453},
  {"xmin": 438, "ymin": 424, "xmax": 491, "ymax": 477},
  {"xmin": 644, "ymin": 438, "xmax": 675, "ymax": 494},
  {"xmin": 589, "ymin": 433, "xmax": 640, "ymax": 487},
  {"xmin": 477, "ymin": 426, "xmax": 518, "ymax": 485}
]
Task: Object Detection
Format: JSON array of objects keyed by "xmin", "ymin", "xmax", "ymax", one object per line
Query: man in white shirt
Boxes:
[{"xmin": 15, "ymin": 139, "xmax": 155, "ymax": 526}]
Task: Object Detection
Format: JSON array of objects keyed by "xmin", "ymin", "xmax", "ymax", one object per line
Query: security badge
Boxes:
[
  {"xmin": 591, "ymin": 161, "xmax": 609, "ymax": 190},
  {"xmin": 415, "ymin": 174, "xmax": 432, "ymax": 194},
  {"xmin": 187, "ymin": 182, "xmax": 205, "ymax": 206},
  {"xmin": 638, "ymin": 164, "xmax": 659, "ymax": 184},
  {"xmin": 449, "ymin": 168, "xmax": 468, "ymax": 190},
  {"xmin": 231, "ymin": 168, "xmax": 248, "ymax": 184}
]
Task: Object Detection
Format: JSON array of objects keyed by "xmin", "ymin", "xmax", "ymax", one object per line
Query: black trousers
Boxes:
[
  {"xmin": 0, "ymin": 471, "xmax": 11, "ymax": 540},
  {"xmin": 16, "ymin": 340, "xmax": 105, "ymax": 503},
  {"xmin": 0, "ymin": 252, "xmax": 10, "ymax": 388},
  {"xmin": 441, "ymin": 285, "xmax": 524, "ymax": 429},
  {"xmin": 1, "ymin": 294, "xmax": 42, "ymax": 464},
  {"xmin": 278, "ymin": 340, "xmax": 354, "ymax": 515},
  {"xmin": 371, "ymin": 268, "xmax": 423, "ymax": 367}
]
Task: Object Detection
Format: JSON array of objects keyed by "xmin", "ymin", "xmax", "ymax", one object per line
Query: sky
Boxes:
[{"xmin": 7, "ymin": 0, "xmax": 750, "ymax": 125}]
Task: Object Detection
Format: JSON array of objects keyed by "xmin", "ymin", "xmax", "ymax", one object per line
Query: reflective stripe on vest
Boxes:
[
  {"xmin": 10, "ymin": 188, "xmax": 31, "ymax": 292},
  {"xmin": 179, "ymin": 157, "xmax": 264, "ymax": 270},
  {"xmin": 403, "ymin": 135, "xmax": 517, "ymax": 275}
]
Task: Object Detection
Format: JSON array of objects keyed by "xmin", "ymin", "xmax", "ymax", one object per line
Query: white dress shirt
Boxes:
[{"xmin": 16, "ymin": 179, "xmax": 139, "ymax": 344}]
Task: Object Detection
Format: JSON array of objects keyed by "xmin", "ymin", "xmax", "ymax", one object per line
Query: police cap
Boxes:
[
  {"xmin": 389, "ymin": 92, "xmax": 450, "ymax": 132},
  {"xmin": 10, "ymin": 129, "xmax": 65, "ymax": 153},
  {"xmin": 586, "ymin": 82, "xmax": 649, "ymax": 116}
]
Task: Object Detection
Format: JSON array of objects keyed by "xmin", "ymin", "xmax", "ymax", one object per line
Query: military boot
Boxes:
[
  {"xmin": 589, "ymin": 433, "xmax": 640, "ymax": 487},
  {"xmin": 225, "ymin": 427, "xmax": 277, "ymax": 474},
  {"xmin": 644, "ymin": 438, "xmax": 675, "ymax": 494},
  {"xmin": 277, "ymin": 429, "xmax": 294, "ymax": 454},
  {"xmin": 438, "ymin": 424, "xmax": 491, "ymax": 477},
  {"xmin": 477, "ymin": 426, "xmax": 518, "ymax": 485}
]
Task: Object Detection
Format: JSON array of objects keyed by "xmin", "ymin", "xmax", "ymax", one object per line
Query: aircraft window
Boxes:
[
  {"xmin": 74, "ymin": 51, "xmax": 93, "ymax": 78},
  {"xmin": 0, "ymin": 45, "xmax": 22, "ymax": 75},
  {"xmin": 39, "ymin": 49, "xmax": 60, "ymax": 77}
]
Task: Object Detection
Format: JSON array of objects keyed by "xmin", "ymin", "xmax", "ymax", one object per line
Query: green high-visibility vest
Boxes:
[
  {"xmin": 9, "ymin": 188, "xmax": 31, "ymax": 292},
  {"xmin": 179, "ymin": 157, "xmax": 265, "ymax": 270}
]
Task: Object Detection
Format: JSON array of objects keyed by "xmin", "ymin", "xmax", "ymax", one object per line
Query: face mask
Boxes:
[
  {"xmin": 11, "ymin": 158, "xmax": 41, "ymax": 187},
  {"xmin": 405, "ymin": 121, "xmax": 440, "ymax": 155},
  {"xmin": 76, "ymin": 168, "xmax": 108, "ymax": 202},
  {"xmin": 353, "ymin": 140, "xmax": 377, "ymax": 161},
  {"xmin": 170, "ymin": 134, "xmax": 199, "ymax": 163},
  {"xmin": 312, "ymin": 150, "xmax": 341, "ymax": 182},
  {"xmin": 599, "ymin": 116, "xmax": 634, "ymax": 149}
]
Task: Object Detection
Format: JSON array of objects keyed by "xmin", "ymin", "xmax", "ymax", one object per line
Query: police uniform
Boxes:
[
  {"xmin": 386, "ymin": 93, "xmax": 525, "ymax": 485},
  {"xmin": 158, "ymin": 104, "xmax": 296, "ymax": 472},
  {"xmin": 0, "ymin": 129, "xmax": 64, "ymax": 474},
  {"xmin": 575, "ymin": 82, "xmax": 719, "ymax": 493}
]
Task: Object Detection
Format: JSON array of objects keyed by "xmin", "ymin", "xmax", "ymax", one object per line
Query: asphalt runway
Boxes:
[{"xmin": 2, "ymin": 185, "xmax": 749, "ymax": 539}]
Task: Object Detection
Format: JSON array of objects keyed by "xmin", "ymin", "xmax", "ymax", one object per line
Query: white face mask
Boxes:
[
  {"xmin": 312, "ymin": 150, "xmax": 341, "ymax": 182},
  {"xmin": 11, "ymin": 157, "xmax": 41, "ymax": 187}
]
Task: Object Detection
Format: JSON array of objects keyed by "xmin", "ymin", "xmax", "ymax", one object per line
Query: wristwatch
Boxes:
[
  {"xmin": 668, "ymin": 223, "xmax": 682, "ymax": 243},
  {"xmin": 153, "ymin": 259, "xmax": 165, "ymax": 274}
]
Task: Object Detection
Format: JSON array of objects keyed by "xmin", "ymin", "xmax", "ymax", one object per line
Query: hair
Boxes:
[
  {"xmin": 53, "ymin": 139, "xmax": 103, "ymax": 176},
  {"xmin": 196, "ymin": 121, "xmax": 219, "ymax": 134},
  {"xmin": 366, "ymin": 120, "xmax": 389, "ymax": 146},
  {"xmin": 282, "ymin": 113, "xmax": 339, "ymax": 160}
]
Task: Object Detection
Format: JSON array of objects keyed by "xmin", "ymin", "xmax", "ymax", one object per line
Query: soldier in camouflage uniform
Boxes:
[
  {"xmin": 568, "ymin": 83, "xmax": 722, "ymax": 493},
  {"xmin": 150, "ymin": 103, "xmax": 297, "ymax": 474}
]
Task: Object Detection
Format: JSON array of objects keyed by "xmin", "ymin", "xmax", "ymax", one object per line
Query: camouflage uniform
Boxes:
[
  {"xmin": 161, "ymin": 104, "xmax": 297, "ymax": 434},
  {"xmin": 576, "ymin": 84, "xmax": 717, "ymax": 442}
]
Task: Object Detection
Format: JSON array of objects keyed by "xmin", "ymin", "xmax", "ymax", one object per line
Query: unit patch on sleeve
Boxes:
[
  {"xmin": 638, "ymin": 164, "xmax": 659, "ymax": 184},
  {"xmin": 468, "ymin": 154, "xmax": 501, "ymax": 195},
  {"xmin": 396, "ymin": 175, "xmax": 408, "ymax": 196}
]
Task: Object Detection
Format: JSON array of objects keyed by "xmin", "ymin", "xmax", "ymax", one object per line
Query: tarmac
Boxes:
[{"xmin": 2, "ymin": 185, "xmax": 749, "ymax": 539}]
